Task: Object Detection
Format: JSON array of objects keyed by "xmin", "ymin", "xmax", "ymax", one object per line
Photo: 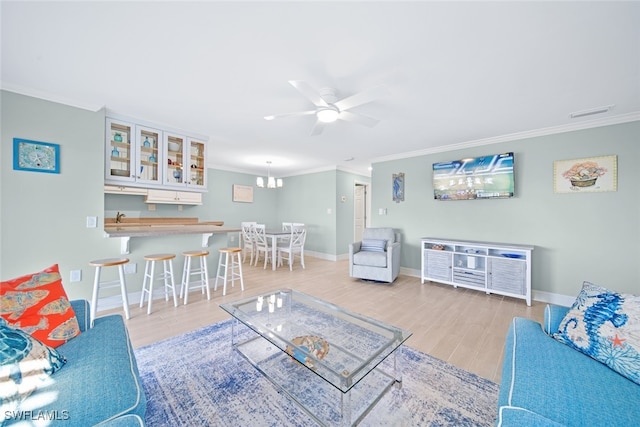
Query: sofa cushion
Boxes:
[
  {"xmin": 0, "ymin": 318, "xmax": 66, "ymax": 416},
  {"xmin": 353, "ymin": 251, "xmax": 387, "ymax": 268},
  {"xmin": 0, "ymin": 264, "xmax": 80, "ymax": 348},
  {"xmin": 499, "ymin": 317, "xmax": 640, "ymax": 426},
  {"xmin": 12, "ymin": 314, "xmax": 146, "ymax": 425},
  {"xmin": 361, "ymin": 239, "xmax": 386, "ymax": 252},
  {"xmin": 553, "ymin": 281, "xmax": 640, "ymax": 385}
]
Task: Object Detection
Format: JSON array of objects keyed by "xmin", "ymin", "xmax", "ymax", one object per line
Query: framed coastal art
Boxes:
[
  {"xmin": 232, "ymin": 184, "xmax": 254, "ymax": 203},
  {"xmin": 553, "ymin": 155, "xmax": 617, "ymax": 193},
  {"xmin": 392, "ymin": 173, "xmax": 405, "ymax": 202}
]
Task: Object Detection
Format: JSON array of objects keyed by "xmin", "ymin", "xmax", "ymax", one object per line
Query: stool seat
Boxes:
[
  {"xmin": 89, "ymin": 258, "xmax": 129, "ymax": 267},
  {"xmin": 214, "ymin": 247, "xmax": 244, "ymax": 296},
  {"xmin": 183, "ymin": 250, "xmax": 209, "ymax": 257},
  {"xmin": 140, "ymin": 253, "xmax": 178, "ymax": 314},
  {"xmin": 144, "ymin": 253, "xmax": 176, "ymax": 261},
  {"xmin": 89, "ymin": 257, "xmax": 130, "ymax": 326},
  {"xmin": 180, "ymin": 250, "xmax": 210, "ymax": 304}
]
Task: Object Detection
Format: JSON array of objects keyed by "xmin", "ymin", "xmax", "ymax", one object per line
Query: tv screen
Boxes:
[{"xmin": 433, "ymin": 152, "xmax": 515, "ymax": 200}]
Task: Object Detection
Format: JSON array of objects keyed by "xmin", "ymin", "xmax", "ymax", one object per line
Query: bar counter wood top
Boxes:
[{"xmin": 103, "ymin": 217, "xmax": 240, "ymax": 253}]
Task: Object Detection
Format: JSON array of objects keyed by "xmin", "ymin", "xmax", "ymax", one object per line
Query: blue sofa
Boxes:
[
  {"xmin": 497, "ymin": 304, "xmax": 640, "ymax": 426},
  {"xmin": 5, "ymin": 300, "xmax": 146, "ymax": 426}
]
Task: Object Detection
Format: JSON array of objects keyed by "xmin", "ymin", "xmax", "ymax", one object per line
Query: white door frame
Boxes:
[{"xmin": 353, "ymin": 181, "xmax": 371, "ymax": 242}]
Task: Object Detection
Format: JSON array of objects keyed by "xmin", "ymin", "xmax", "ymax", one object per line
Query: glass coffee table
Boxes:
[{"xmin": 220, "ymin": 289, "xmax": 412, "ymax": 426}]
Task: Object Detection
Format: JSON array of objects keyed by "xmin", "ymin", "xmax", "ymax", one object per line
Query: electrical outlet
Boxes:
[
  {"xmin": 148, "ymin": 204, "xmax": 156, "ymax": 211},
  {"xmin": 124, "ymin": 263, "xmax": 137, "ymax": 274},
  {"xmin": 86, "ymin": 216, "xmax": 98, "ymax": 228},
  {"xmin": 70, "ymin": 270, "xmax": 82, "ymax": 282}
]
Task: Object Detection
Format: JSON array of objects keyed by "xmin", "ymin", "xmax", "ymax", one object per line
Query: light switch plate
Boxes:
[
  {"xmin": 86, "ymin": 216, "xmax": 98, "ymax": 228},
  {"xmin": 70, "ymin": 270, "xmax": 82, "ymax": 282}
]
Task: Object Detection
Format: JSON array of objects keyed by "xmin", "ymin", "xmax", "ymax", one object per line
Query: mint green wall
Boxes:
[
  {"xmin": 371, "ymin": 121, "xmax": 640, "ymax": 296},
  {"xmin": 276, "ymin": 171, "xmax": 337, "ymax": 255},
  {"xmin": 1, "ymin": 91, "xmax": 107, "ymax": 299},
  {"xmin": 274, "ymin": 169, "xmax": 370, "ymax": 256}
]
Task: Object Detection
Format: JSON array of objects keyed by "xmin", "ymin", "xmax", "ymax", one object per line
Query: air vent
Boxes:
[{"xmin": 569, "ymin": 105, "xmax": 615, "ymax": 119}]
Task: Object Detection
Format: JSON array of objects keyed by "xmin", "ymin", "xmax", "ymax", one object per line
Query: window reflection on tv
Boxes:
[{"xmin": 433, "ymin": 152, "xmax": 515, "ymax": 200}]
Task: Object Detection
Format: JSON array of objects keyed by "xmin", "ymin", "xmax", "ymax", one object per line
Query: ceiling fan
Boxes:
[{"xmin": 264, "ymin": 80, "xmax": 389, "ymax": 136}]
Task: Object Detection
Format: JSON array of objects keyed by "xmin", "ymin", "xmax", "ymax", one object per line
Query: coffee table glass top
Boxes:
[{"xmin": 220, "ymin": 289, "xmax": 412, "ymax": 392}]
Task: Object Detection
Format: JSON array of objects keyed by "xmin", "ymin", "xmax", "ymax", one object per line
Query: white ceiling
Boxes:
[{"xmin": 2, "ymin": 1, "xmax": 639, "ymax": 178}]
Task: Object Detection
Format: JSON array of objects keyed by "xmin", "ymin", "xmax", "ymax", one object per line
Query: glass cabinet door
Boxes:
[
  {"xmin": 135, "ymin": 126, "xmax": 162, "ymax": 185},
  {"xmin": 106, "ymin": 119, "xmax": 135, "ymax": 182},
  {"xmin": 164, "ymin": 133, "xmax": 186, "ymax": 187},
  {"xmin": 187, "ymin": 138, "xmax": 206, "ymax": 189}
]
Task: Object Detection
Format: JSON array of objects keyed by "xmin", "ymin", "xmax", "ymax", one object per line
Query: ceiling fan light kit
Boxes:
[
  {"xmin": 316, "ymin": 107, "xmax": 339, "ymax": 123},
  {"xmin": 265, "ymin": 80, "xmax": 389, "ymax": 135}
]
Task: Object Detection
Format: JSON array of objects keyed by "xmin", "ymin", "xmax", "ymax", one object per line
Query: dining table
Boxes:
[{"xmin": 263, "ymin": 229, "xmax": 291, "ymax": 271}]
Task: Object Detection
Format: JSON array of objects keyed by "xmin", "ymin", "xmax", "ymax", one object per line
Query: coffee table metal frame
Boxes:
[{"xmin": 220, "ymin": 289, "xmax": 412, "ymax": 426}]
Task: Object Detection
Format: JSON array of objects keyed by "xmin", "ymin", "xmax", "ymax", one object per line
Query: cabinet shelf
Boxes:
[
  {"xmin": 111, "ymin": 156, "xmax": 131, "ymax": 162},
  {"xmin": 421, "ymin": 238, "xmax": 533, "ymax": 305}
]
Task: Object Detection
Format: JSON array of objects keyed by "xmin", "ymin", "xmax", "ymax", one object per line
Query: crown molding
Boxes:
[
  {"xmin": 1, "ymin": 84, "xmax": 105, "ymax": 112},
  {"xmin": 371, "ymin": 112, "xmax": 640, "ymax": 165}
]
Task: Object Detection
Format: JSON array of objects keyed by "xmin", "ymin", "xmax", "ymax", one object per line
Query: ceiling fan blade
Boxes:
[
  {"xmin": 264, "ymin": 110, "xmax": 316, "ymax": 120},
  {"xmin": 334, "ymin": 85, "xmax": 390, "ymax": 111},
  {"xmin": 289, "ymin": 80, "xmax": 329, "ymax": 108},
  {"xmin": 338, "ymin": 110, "xmax": 380, "ymax": 128},
  {"xmin": 310, "ymin": 120, "xmax": 327, "ymax": 136}
]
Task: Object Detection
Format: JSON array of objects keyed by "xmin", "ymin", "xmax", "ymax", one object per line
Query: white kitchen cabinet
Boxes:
[
  {"xmin": 163, "ymin": 133, "xmax": 207, "ymax": 191},
  {"xmin": 105, "ymin": 119, "xmax": 162, "ymax": 187},
  {"xmin": 104, "ymin": 185, "xmax": 148, "ymax": 195},
  {"xmin": 421, "ymin": 238, "xmax": 533, "ymax": 305},
  {"xmin": 105, "ymin": 114, "xmax": 207, "ymax": 193},
  {"xmin": 145, "ymin": 189, "xmax": 202, "ymax": 205}
]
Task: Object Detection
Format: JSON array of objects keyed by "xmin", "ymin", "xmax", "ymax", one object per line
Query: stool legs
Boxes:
[
  {"xmin": 90, "ymin": 263, "xmax": 130, "ymax": 327},
  {"xmin": 140, "ymin": 257, "xmax": 178, "ymax": 315},
  {"xmin": 181, "ymin": 253, "xmax": 210, "ymax": 304},
  {"xmin": 91, "ymin": 266, "xmax": 102, "ymax": 326},
  {"xmin": 215, "ymin": 250, "xmax": 245, "ymax": 296},
  {"xmin": 118, "ymin": 264, "xmax": 131, "ymax": 320},
  {"xmin": 164, "ymin": 259, "xmax": 178, "ymax": 307}
]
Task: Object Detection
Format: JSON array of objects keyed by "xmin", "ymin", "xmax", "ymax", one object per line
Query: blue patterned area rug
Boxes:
[{"xmin": 134, "ymin": 320, "xmax": 499, "ymax": 426}]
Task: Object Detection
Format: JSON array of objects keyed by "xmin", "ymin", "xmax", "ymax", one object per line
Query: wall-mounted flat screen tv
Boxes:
[{"xmin": 433, "ymin": 152, "xmax": 515, "ymax": 200}]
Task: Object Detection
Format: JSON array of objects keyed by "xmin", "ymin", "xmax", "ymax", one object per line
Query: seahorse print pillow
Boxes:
[
  {"xmin": 554, "ymin": 281, "xmax": 640, "ymax": 385},
  {"xmin": 0, "ymin": 264, "xmax": 81, "ymax": 348}
]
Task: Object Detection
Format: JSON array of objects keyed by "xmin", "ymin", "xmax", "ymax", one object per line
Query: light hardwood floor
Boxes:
[{"xmin": 105, "ymin": 256, "xmax": 545, "ymax": 384}]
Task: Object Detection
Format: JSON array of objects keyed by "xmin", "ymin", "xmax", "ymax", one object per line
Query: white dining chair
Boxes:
[
  {"xmin": 252, "ymin": 224, "xmax": 273, "ymax": 269},
  {"xmin": 240, "ymin": 221, "xmax": 257, "ymax": 264},
  {"xmin": 278, "ymin": 226, "xmax": 307, "ymax": 271}
]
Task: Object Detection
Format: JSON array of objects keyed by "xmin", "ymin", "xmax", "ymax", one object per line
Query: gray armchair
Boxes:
[{"xmin": 349, "ymin": 227, "xmax": 401, "ymax": 283}]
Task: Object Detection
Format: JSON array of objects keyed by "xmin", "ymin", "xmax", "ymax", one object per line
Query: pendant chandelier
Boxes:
[{"xmin": 256, "ymin": 161, "xmax": 283, "ymax": 188}]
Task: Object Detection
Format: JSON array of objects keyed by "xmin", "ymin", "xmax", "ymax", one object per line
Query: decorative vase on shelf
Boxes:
[
  {"xmin": 111, "ymin": 147, "xmax": 120, "ymax": 157},
  {"xmin": 173, "ymin": 169, "xmax": 182, "ymax": 182},
  {"xmin": 114, "ymin": 133, "xmax": 123, "ymax": 143},
  {"xmin": 143, "ymin": 136, "xmax": 151, "ymax": 147},
  {"xmin": 149, "ymin": 154, "xmax": 157, "ymax": 163}
]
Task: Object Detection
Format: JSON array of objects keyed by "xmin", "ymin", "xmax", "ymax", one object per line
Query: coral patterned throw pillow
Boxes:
[{"xmin": 0, "ymin": 264, "xmax": 80, "ymax": 348}]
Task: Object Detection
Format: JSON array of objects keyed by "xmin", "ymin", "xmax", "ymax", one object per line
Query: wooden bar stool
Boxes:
[
  {"xmin": 180, "ymin": 250, "xmax": 210, "ymax": 304},
  {"xmin": 140, "ymin": 253, "xmax": 178, "ymax": 314},
  {"xmin": 89, "ymin": 257, "xmax": 130, "ymax": 326},
  {"xmin": 214, "ymin": 247, "xmax": 245, "ymax": 296}
]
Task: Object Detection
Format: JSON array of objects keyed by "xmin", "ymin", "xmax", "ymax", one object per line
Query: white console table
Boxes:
[{"xmin": 421, "ymin": 238, "xmax": 533, "ymax": 305}]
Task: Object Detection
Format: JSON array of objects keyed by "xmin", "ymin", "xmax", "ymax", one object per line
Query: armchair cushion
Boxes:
[
  {"xmin": 361, "ymin": 239, "xmax": 387, "ymax": 252},
  {"xmin": 353, "ymin": 251, "xmax": 387, "ymax": 268}
]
